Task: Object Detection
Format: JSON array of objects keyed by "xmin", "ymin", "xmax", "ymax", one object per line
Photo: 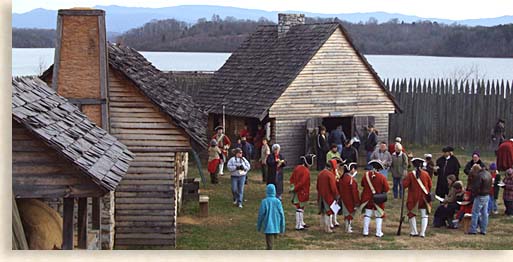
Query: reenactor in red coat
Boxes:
[
  {"xmin": 290, "ymin": 154, "xmax": 315, "ymax": 231},
  {"xmin": 497, "ymin": 138, "xmax": 513, "ymax": 172},
  {"xmin": 403, "ymin": 158, "xmax": 433, "ymax": 238},
  {"xmin": 338, "ymin": 162, "xmax": 360, "ymax": 233},
  {"xmin": 361, "ymin": 160, "xmax": 390, "ymax": 237},
  {"xmin": 213, "ymin": 126, "xmax": 231, "ymax": 175},
  {"xmin": 317, "ymin": 158, "xmax": 341, "ymax": 233}
]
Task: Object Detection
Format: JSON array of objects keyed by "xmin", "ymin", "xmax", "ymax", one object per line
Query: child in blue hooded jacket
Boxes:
[{"xmin": 257, "ymin": 184, "xmax": 286, "ymax": 250}]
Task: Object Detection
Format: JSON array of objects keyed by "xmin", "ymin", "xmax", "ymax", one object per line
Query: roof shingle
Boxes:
[
  {"xmin": 197, "ymin": 22, "xmax": 401, "ymax": 119},
  {"xmin": 12, "ymin": 77, "xmax": 135, "ymax": 191}
]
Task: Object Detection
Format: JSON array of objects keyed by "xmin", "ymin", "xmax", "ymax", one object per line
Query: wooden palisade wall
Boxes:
[
  {"xmin": 387, "ymin": 78, "xmax": 513, "ymax": 147},
  {"xmin": 269, "ymin": 27, "xmax": 396, "ymax": 163},
  {"xmin": 108, "ymin": 68, "xmax": 190, "ymax": 248}
]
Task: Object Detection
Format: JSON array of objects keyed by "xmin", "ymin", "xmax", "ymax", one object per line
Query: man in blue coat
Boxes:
[{"xmin": 257, "ymin": 184, "xmax": 286, "ymax": 250}]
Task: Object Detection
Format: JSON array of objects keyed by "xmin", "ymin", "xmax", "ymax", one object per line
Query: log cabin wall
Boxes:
[
  {"xmin": 269, "ymin": 27, "xmax": 395, "ymax": 164},
  {"xmin": 12, "ymin": 121, "xmax": 104, "ymax": 199},
  {"xmin": 108, "ymin": 68, "xmax": 190, "ymax": 248}
]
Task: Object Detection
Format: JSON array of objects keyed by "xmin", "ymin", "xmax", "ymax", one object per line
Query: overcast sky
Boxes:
[{"xmin": 12, "ymin": 0, "xmax": 513, "ymax": 20}]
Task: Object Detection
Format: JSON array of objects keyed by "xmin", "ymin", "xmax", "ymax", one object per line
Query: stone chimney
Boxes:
[
  {"xmin": 52, "ymin": 8, "xmax": 108, "ymax": 128},
  {"xmin": 51, "ymin": 8, "xmax": 114, "ymax": 250},
  {"xmin": 277, "ymin": 13, "xmax": 305, "ymax": 38}
]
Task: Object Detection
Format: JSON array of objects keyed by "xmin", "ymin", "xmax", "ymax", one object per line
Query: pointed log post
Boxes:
[
  {"xmin": 77, "ymin": 197, "xmax": 88, "ymax": 249},
  {"xmin": 62, "ymin": 198, "xmax": 74, "ymax": 250}
]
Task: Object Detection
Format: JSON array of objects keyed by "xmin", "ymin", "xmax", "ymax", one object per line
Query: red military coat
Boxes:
[
  {"xmin": 212, "ymin": 133, "xmax": 231, "ymax": 157},
  {"xmin": 338, "ymin": 173, "xmax": 360, "ymax": 216},
  {"xmin": 361, "ymin": 171, "xmax": 390, "ymax": 210},
  {"xmin": 290, "ymin": 165, "xmax": 311, "ymax": 203},
  {"xmin": 403, "ymin": 169, "xmax": 432, "ymax": 215},
  {"xmin": 317, "ymin": 169, "xmax": 339, "ymax": 209},
  {"xmin": 497, "ymin": 140, "xmax": 513, "ymax": 171}
]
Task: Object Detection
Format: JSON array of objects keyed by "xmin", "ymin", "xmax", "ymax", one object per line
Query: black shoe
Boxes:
[
  {"xmin": 303, "ymin": 224, "xmax": 310, "ymax": 228},
  {"xmin": 479, "ymin": 232, "xmax": 486, "ymax": 235},
  {"xmin": 410, "ymin": 234, "xmax": 419, "ymax": 237},
  {"xmin": 467, "ymin": 232, "xmax": 477, "ymax": 235}
]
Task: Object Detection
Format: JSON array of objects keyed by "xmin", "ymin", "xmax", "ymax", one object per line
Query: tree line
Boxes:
[{"xmin": 12, "ymin": 16, "xmax": 513, "ymax": 57}]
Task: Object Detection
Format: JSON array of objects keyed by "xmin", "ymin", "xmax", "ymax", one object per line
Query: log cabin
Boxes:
[
  {"xmin": 12, "ymin": 77, "xmax": 134, "ymax": 249},
  {"xmin": 196, "ymin": 14, "xmax": 402, "ymax": 164},
  {"xmin": 40, "ymin": 8, "xmax": 208, "ymax": 249}
]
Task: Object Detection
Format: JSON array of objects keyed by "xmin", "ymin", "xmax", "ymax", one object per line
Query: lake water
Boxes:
[{"xmin": 11, "ymin": 48, "xmax": 513, "ymax": 81}]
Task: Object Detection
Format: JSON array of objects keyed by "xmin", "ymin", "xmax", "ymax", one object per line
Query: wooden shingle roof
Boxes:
[
  {"xmin": 107, "ymin": 43, "xmax": 208, "ymax": 148},
  {"xmin": 12, "ymin": 77, "xmax": 135, "ymax": 191},
  {"xmin": 40, "ymin": 43, "xmax": 209, "ymax": 148},
  {"xmin": 196, "ymin": 22, "xmax": 401, "ymax": 119}
]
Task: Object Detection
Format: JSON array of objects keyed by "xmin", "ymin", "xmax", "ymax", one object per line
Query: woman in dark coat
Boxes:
[
  {"xmin": 267, "ymin": 144, "xmax": 286, "ymax": 199},
  {"xmin": 463, "ymin": 151, "xmax": 486, "ymax": 176},
  {"xmin": 316, "ymin": 126, "xmax": 329, "ymax": 171},
  {"xmin": 435, "ymin": 146, "xmax": 461, "ymax": 198}
]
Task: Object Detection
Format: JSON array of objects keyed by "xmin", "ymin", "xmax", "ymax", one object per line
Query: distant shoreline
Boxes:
[{"xmin": 11, "ymin": 47, "xmax": 513, "ymax": 59}]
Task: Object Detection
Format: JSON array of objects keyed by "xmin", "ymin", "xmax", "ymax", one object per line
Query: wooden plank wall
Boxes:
[
  {"xmin": 12, "ymin": 121, "xmax": 103, "ymax": 199},
  {"xmin": 108, "ymin": 69, "xmax": 190, "ymax": 248},
  {"xmin": 387, "ymin": 78, "xmax": 513, "ymax": 148},
  {"xmin": 269, "ymin": 27, "xmax": 396, "ymax": 164}
]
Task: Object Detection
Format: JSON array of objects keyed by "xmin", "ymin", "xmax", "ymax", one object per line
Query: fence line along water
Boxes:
[{"xmin": 386, "ymin": 78, "xmax": 513, "ymax": 149}]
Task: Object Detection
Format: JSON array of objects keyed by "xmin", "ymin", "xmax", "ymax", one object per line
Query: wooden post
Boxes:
[
  {"xmin": 62, "ymin": 198, "xmax": 74, "ymax": 250},
  {"xmin": 77, "ymin": 197, "xmax": 88, "ymax": 249}
]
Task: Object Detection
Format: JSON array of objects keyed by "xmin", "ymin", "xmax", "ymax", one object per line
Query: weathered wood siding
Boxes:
[
  {"xmin": 269, "ymin": 27, "xmax": 395, "ymax": 163},
  {"xmin": 108, "ymin": 69, "xmax": 190, "ymax": 248},
  {"xmin": 12, "ymin": 121, "xmax": 103, "ymax": 199}
]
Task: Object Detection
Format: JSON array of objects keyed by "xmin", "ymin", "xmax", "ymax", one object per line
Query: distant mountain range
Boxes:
[{"xmin": 12, "ymin": 5, "xmax": 513, "ymax": 33}]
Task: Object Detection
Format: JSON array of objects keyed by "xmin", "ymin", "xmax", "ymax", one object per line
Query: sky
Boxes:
[{"xmin": 12, "ymin": 0, "xmax": 513, "ymax": 20}]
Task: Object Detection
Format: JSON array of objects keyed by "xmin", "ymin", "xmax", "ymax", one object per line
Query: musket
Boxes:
[{"xmin": 397, "ymin": 186, "xmax": 406, "ymax": 235}]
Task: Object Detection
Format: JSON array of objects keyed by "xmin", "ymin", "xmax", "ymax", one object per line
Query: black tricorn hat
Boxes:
[
  {"xmin": 442, "ymin": 146, "xmax": 454, "ymax": 152},
  {"xmin": 300, "ymin": 154, "xmax": 316, "ymax": 166},
  {"xmin": 368, "ymin": 160, "xmax": 384, "ymax": 170},
  {"xmin": 214, "ymin": 126, "xmax": 224, "ymax": 131},
  {"xmin": 411, "ymin": 158, "xmax": 425, "ymax": 168},
  {"xmin": 343, "ymin": 162, "xmax": 358, "ymax": 173}
]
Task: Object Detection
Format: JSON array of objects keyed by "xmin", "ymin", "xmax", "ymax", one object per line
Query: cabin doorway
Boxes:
[{"xmin": 322, "ymin": 116, "xmax": 354, "ymax": 140}]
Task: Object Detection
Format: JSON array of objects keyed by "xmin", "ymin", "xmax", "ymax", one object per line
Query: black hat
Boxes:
[
  {"xmin": 411, "ymin": 158, "xmax": 425, "ymax": 168},
  {"xmin": 214, "ymin": 126, "xmax": 224, "ymax": 131},
  {"xmin": 343, "ymin": 162, "xmax": 358, "ymax": 173},
  {"xmin": 368, "ymin": 160, "xmax": 384, "ymax": 170},
  {"xmin": 442, "ymin": 146, "xmax": 454, "ymax": 152},
  {"xmin": 300, "ymin": 154, "xmax": 316, "ymax": 166}
]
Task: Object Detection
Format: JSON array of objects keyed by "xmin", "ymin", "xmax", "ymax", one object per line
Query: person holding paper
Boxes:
[
  {"xmin": 360, "ymin": 160, "xmax": 390, "ymax": 237},
  {"xmin": 338, "ymin": 162, "xmax": 360, "ymax": 233},
  {"xmin": 316, "ymin": 158, "xmax": 341, "ymax": 233},
  {"xmin": 433, "ymin": 175, "xmax": 464, "ymax": 228},
  {"xmin": 403, "ymin": 158, "xmax": 433, "ymax": 238},
  {"xmin": 290, "ymin": 154, "xmax": 315, "ymax": 230}
]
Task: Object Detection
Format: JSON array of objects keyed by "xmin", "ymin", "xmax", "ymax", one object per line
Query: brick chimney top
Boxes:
[
  {"xmin": 57, "ymin": 8, "xmax": 105, "ymax": 16},
  {"xmin": 278, "ymin": 13, "xmax": 305, "ymax": 38}
]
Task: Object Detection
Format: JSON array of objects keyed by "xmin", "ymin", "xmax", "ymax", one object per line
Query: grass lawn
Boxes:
[{"xmin": 177, "ymin": 145, "xmax": 513, "ymax": 250}]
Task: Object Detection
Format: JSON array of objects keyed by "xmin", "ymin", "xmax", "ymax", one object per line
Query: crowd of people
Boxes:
[{"xmin": 206, "ymin": 121, "xmax": 513, "ymax": 249}]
